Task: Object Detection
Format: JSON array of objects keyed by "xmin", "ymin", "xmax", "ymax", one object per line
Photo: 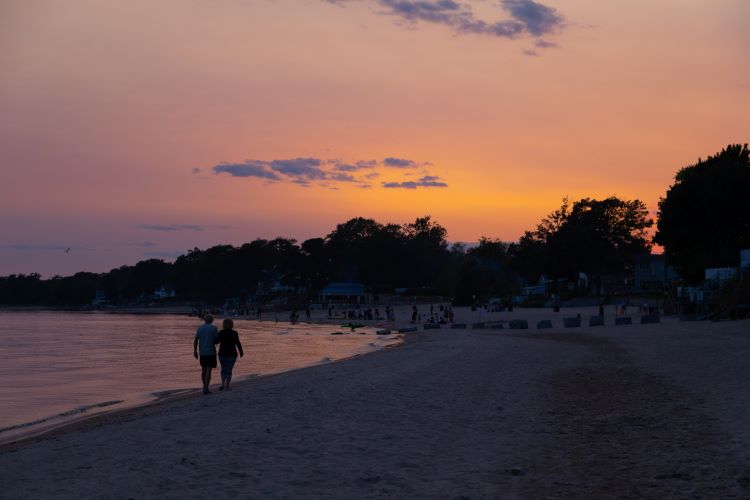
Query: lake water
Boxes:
[{"xmin": 0, "ymin": 311, "xmax": 400, "ymax": 442}]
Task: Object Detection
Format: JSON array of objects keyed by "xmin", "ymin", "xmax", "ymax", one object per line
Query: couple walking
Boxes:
[{"xmin": 193, "ymin": 315, "xmax": 244, "ymax": 394}]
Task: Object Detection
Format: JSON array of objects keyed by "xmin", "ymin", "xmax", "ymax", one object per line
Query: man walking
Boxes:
[{"xmin": 193, "ymin": 314, "xmax": 219, "ymax": 394}]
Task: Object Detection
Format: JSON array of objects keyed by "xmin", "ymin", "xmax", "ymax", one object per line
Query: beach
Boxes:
[{"xmin": 2, "ymin": 309, "xmax": 750, "ymax": 498}]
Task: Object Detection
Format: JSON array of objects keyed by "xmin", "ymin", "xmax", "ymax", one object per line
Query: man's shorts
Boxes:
[{"xmin": 199, "ymin": 355, "xmax": 217, "ymax": 368}]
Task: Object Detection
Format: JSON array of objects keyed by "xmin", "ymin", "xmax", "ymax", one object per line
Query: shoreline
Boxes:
[
  {"xmin": 3, "ymin": 318, "xmax": 750, "ymax": 498},
  {"xmin": 0, "ymin": 329, "xmax": 405, "ymax": 451}
]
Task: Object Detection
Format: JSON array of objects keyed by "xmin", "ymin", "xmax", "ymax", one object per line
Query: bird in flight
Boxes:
[{"xmin": 65, "ymin": 247, "xmax": 71, "ymax": 254}]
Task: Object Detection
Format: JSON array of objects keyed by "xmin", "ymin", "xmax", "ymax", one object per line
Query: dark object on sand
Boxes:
[
  {"xmin": 423, "ymin": 323, "xmax": 440, "ymax": 330},
  {"xmin": 537, "ymin": 320, "xmax": 553, "ymax": 329},
  {"xmin": 376, "ymin": 329, "xmax": 391, "ymax": 335},
  {"xmin": 330, "ymin": 331, "xmax": 345, "ymax": 335},
  {"xmin": 509, "ymin": 320, "xmax": 528, "ymax": 330},
  {"xmin": 589, "ymin": 315, "xmax": 605, "ymax": 327},
  {"xmin": 563, "ymin": 317, "xmax": 581, "ymax": 328},
  {"xmin": 641, "ymin": 314, "xmax": 661, "ymax": 324},
  {"xmin": 615, "ymin": 317, "xmax": 633, "ymax": 325},
  {"xmin": 450, "ymin": 323, "xmax": 467, "ymax": 329}
]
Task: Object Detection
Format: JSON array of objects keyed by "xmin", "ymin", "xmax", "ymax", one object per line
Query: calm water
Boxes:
[{"xmin": 0, "ymin": 311, "xmax": 399, "ymax": 441}]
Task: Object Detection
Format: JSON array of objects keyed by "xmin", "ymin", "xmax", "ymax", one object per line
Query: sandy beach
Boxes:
[{"xmin": 2, "ymin": 308, "xmax": 750, "ymax": 499}]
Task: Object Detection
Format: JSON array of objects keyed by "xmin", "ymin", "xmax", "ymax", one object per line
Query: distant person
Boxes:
[
  {"xmin": 193, "ymin": 314, "xmax": 219, "ymax": 394},
  {"xmin": 217, "ymin": 318, "xmax": 244, "ymax": 391}
]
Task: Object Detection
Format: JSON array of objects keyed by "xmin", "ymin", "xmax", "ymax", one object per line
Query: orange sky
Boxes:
[{"xmin": 1, "ymin": 0, "xmax": 749, "ymax": 275}]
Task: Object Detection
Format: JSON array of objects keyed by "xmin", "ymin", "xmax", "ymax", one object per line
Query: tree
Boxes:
[
  {"xmin": 529, "ymin": 197, "xmax": 653, "ymax": 293},
  {"xmin": 655, "ymin": 144, "xmax": 750, "ymax": 282},
  {"xmin": 454, "ymin": 238, "xmax": 519, "ymax": 305}
]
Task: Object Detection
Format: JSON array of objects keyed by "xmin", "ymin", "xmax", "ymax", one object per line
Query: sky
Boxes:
[{"xmin": 1, "ymin": 0, "xmax": 749, "ymax": 276}]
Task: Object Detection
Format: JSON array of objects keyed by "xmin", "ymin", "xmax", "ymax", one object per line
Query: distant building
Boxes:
[
  {"xmin": 633, "ymin": 254, "xmax": 680, "ymax": 292},
  {"xmin": 741, "ymin": 249, "xmax": 750, "ymax": 280},
  {"xmin": 92, "ymin": 290, "xmax": 107, "ymax": 306},
  {"xmin": 318, "ymin": 282, "xmax": 370, "ymax": 304},
  {"xmin": 255, "ymin": 270, "xmax": 301, "ymax": 297},
  {"xmin": 152, "ymin": 286, "xmax": 176, "ymax": 300}
]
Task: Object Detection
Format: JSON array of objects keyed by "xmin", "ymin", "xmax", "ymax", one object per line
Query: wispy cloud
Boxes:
[
  {"xmin": 326, "ymin": 0, "xmax": 565, "ymax": 45},
  {"xmin": 383, "ymin": 157, "xmax": 422, "ymax": 168},
  {"xmin": 211, "ymin": 156, "xmax": 447, "ymax": 189},
  {"xmin": 382, "ymin": 175, "xmax": 449, "ymax": 189},
  {"xmin": 137, "ymin": 224, "xmax": 229, "ymax": 232},
  {"xmin": 144, "ymin": 250, "xmax": 185, "ymax": 259},
  {"xmin": 127, "ymin": 241, "xmax": 157, "ymax": 248},
  {"xmin": 0, "ymin": 244, "xmax": 94, "ymax": 252},
  {"xmin": 213, "ymin": 162, "xmax": 281, "ymax": 180}
]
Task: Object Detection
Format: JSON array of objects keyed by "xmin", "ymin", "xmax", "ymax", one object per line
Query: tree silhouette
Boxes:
[
  {"xmin": 655, "ymin": 144, "xmax": 750, "ymax": 283},
  {"xmin": 528, "ymin": 197, "xmax": 653, "ymax": 293}
]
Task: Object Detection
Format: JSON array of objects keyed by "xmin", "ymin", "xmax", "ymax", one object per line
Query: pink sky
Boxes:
[{"xmin": 1, "ymin": 0, "xmax": 749, "ymax": 276}]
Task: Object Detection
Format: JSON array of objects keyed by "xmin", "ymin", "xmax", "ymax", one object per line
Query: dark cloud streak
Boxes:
[
  {"xmin": 209, "ymin": 156, "xmax": 446, "ymax": 189},
  {"xmin": 326, "ymin": 0, "xmax": 564, "ymax": 42}
]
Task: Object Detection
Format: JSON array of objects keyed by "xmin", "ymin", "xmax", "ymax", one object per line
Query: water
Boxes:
[{"xmin": 0, "ymin": 311, "xmax": 400, "ymax": 442}]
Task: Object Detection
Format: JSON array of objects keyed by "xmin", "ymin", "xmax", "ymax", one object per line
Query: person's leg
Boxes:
[
  {"xmin": 225, "ymin": 356, "xmax": 236, "ymax": 391},
  {"xmin": 201, "ymin": 366, "xmax": 209, "ymax": 393},
  {"xmin": 205, "ymin": 367, "xmax": 212, "ymax": 392},
  {"xmin": 219, "ymin": 356, "xmax": 227, "ymax": 390}
]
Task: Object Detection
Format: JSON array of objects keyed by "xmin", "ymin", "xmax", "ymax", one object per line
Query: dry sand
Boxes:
[{"xmin": 2, "ymin": 307, "xmax": 750, "ymax": 499}]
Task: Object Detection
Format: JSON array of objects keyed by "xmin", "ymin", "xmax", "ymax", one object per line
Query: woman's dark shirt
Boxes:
[{"xmin": 218, "ymin": 329, "xmax": 243, "ymax": 357}]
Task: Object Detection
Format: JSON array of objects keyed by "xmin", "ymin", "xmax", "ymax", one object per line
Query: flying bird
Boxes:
[{"xmin": 65, "ymin": 248, "xmax": 71, "ymax": 254}]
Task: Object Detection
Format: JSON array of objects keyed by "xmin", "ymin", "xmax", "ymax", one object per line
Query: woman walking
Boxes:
[{"xmin": 217, "ymin": 318, "xmax": 244, "ymax": 391}]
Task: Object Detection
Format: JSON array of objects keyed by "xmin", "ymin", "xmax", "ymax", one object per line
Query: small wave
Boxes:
[{"xmin": 0, "ymin": 400, "xmax": 124, "ymax": 435}]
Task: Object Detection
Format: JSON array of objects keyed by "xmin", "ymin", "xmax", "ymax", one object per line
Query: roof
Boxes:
[{"xmin": 319, "ymin": 282, "xmax": 366, "ymax": 295}]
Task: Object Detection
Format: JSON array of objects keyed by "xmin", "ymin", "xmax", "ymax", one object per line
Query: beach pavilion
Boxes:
[{"xmin": 318, "ymin": 282, "xmax": 371, "ymax": 305}]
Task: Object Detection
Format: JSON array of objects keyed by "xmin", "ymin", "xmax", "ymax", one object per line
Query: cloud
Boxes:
[
  {"xmin": 208, "ymin": 156, "xmax": 444, "ymax": 189},
  {"xmin": 534, "ymin": 38, "xmax": 557, "ymax": 48},
  {"xmin": 137, "ymin": 224, "xmax": 229, "ymax": 232},
  {"xmin": 382, "ymin": 175, "xmax": 449, "ymax": 189},
  {"xmin": 268, "ymin": 158, "xmax": 328, "ymax": 184},
  {"xmin": 191, "ymin": 168, "xmax": 201, "ymax": 174},
  {"xmin": 144, "ymin": 250, "xmax": 185, "ymax": 259},
  {"xmin": 333, "ymin": 159, "xmax": 378, "ymax": 171},
  {"xmin": 214, "ymin": 161, "xmax": 281, "ymax": 180},
  {"xmin": 127, "ymin": 241, "xmax": 157, "ymax": 248},
  {"xmin": 500, "ymin": 0, "xmax": 563, "ymax": 37},
  {"xmin": 0, "ymin": 244, "xmax": 94, "ymax": 252},
  {"xmin": 383, "ymin": 157, "xmax": 418, "ymax": 168},
  {"xmin": 522, "ymin": 48, "xmax": 539, "ymax": 57},
  {"xmin": 0, "ymin": 244, "xmax": 69, "ymax": 251},
  {"xmin": 326, "ymin": 0, "xmax": 564, "ymax": 42}
]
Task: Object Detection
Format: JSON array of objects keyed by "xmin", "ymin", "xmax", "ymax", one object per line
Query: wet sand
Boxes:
[{"xmin": 2, "ymin": 311, "xmax": 750, "ymax": 498}]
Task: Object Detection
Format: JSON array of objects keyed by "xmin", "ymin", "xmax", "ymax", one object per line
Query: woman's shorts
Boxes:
[{"xmin": 199, "ymin": 355, "xmax": 217, "ymax": 368}]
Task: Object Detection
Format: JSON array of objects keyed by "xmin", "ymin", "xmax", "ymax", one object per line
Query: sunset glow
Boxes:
[{"xmin": 2, "ymin": 0, "xmax": 749, "ymax": 275}]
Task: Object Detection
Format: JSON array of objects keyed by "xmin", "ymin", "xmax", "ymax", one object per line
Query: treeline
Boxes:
[
  {"xmin": 2, "ymin": 144, "xmax": 748, "ymax": 306},
  {"xmin": 0, "ymin": 201, "xmax": 653, "ymax": 306}
]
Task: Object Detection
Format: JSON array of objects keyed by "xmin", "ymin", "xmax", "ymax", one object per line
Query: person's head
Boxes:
[
  {"xmin": 204, "ymin": 314, "xmax": 214, "ymax": 324},
  {"xmin": 223, "ymin": 318, "xmax": 234, "ymax": 330}
]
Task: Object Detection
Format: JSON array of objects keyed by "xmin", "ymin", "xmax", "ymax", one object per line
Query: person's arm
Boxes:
[
  {"xmin": 193, "ymin": 336, "xmax": 199, "ymax": 359},
  {"xmin": 236, "ymin": 332, "xmax": 244, "ymax": 358}
]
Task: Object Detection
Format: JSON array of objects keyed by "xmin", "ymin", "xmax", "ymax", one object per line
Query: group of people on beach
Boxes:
[{"xmin": 193, "ymin": 315, "xmax": 244, "ymax": 394}]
